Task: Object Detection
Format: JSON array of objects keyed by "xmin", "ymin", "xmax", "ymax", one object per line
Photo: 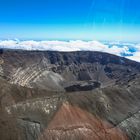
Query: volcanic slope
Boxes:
[{"xmin": 0, "ymin": 50, "xmax": 140, "ymax": 140}]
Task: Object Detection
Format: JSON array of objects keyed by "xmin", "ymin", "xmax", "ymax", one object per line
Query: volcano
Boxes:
[{"xmin": 0, "ymin": 50, "xmax": 140, "ymax": 140}]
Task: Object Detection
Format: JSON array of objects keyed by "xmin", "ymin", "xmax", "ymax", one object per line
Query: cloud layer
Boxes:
[{"xmin": 0, "ymin": 40, "xmax": 140, "ymax": 62}]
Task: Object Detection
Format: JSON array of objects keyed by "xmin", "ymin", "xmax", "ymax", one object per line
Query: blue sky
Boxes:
[{"xmin": 0, "ymin": 0, "xmax": 140, "ymax": 41}]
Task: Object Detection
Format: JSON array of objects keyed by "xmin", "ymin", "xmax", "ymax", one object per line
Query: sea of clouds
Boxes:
[{"xmin": 0, "ymin": 39, "xmax": 140, "ymax": 62}]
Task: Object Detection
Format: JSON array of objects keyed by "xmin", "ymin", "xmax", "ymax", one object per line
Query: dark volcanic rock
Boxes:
[{"xmin": 64, "ymin": 81, "xmax": 101, "ymax": 92}]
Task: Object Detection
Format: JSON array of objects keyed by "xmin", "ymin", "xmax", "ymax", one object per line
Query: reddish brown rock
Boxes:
[{"xmin": 39, "ymin": 103, "xmax": 128, "ymax": 140}]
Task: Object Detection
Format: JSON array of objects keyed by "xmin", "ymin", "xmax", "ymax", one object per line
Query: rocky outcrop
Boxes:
[
  {"xmin": 64, "ymin": 81, "xmax": 101, "ymax": 92},
  {"xmin": 10, "ymin": 67, "xmax": 64, "ymax": 91}
]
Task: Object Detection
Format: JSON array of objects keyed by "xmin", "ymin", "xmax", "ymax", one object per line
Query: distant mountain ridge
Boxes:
[{"xmin": 0, "ymin": 40, "xmax": 140, "ymax": 62}]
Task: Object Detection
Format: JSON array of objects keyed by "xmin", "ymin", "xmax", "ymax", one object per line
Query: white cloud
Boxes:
[
  {"xmin": 0, "ymin": 39, "xmax": 139, "ymax": 62},
  {"xmin": 126, "ymin": 52, "xmax": 140, "ymax": 62}
]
